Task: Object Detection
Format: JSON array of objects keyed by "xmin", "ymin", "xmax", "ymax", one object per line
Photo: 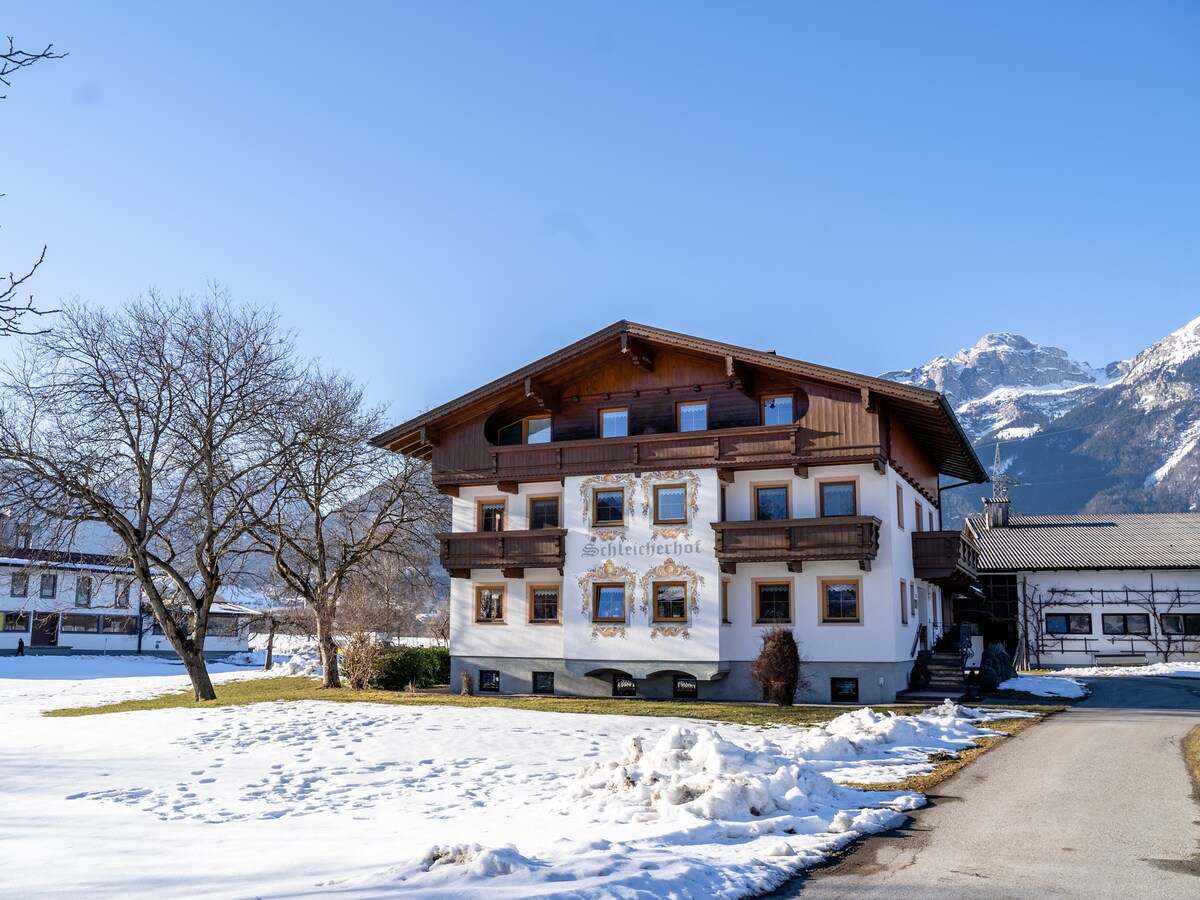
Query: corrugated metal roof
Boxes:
[{"xmin": 968, "ymin": 513, "xmax": 1200, "ymax": 571}]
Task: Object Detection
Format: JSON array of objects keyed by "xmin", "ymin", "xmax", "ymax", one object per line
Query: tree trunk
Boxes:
[
  {"xmin": 315, "ymin": 605, "xmax": 341, "ymax": 688},
  {"xmin": 264, "ymin": 619, "xmax": 276, "ymax": 671},
  {"xmin": 179, "ymin": 645, "xmax": 217, "ymax": 701}
]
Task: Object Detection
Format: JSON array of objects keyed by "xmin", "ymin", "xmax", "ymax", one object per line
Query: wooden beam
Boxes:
[
  {"xmin": 725, "ymin": 355, "xmax": 755, "ymax": 397},
  {"xmin": 447, "ymin": 568, "xmax": 470, "ymax": 579},
  {"xmin": 793, "ymin": 465, "xmax": 809, "ymax": 479},
  {"xmin": 786, "ymin": 560, "xmax": 804, "ymax": 573},
  {"xmin": 497, "ymin": 481, "xmax": 519, "ymax": 495},
  {"xmin": 719, "ymin": 561, "xmax": 737, "ymax": 575},
  {"xmin": 717, "ymin": 469, "xmax": 735, "ymax": 484},
  {"xmin": 860, "ymin": 387, "xmax": 876, "ymax": 413},
  {"xmin": 502, "ymin": 566, "xmax": 525, "ymax": 579},
  {"xmin": 872, "ymin": 457, "xmax": 887, "ymax": 475},
  {"xmin": 858, "ymin": 559, "xmax": 872, "ymax": 572},
  {"xmin": 419, "ymin": 425, "xmax": 440, "ymax": 447},
  {"xmin": 523, "ymin": 377, "xmax": 560, "ymax": 414},
  {"xmin": 436, "ymin": 484, "xmax": 459, "ymax": 497},
  {"xmin": 620, "ymin": 333, "xmax": 654, "ymax": 371}
]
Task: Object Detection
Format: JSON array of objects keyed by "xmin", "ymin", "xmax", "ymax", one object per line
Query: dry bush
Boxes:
[{"xmin": 751, "ymin": 628, "xmax": 807, "ymax": 706}]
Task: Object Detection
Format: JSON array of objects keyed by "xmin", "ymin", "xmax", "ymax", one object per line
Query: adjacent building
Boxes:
[{"xmin": 374, "ymin": 322, "xmax": 986, "ymax": 702}]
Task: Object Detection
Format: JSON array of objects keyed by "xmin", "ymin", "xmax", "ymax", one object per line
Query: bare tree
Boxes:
[
  {"xmin": 247, "ymin": 369, "xmax": 445, "ymax": 688},
  {"xmin": 2, "ymin": 37, "xmax": 67, "ymax": 335},
  {"xmin": 0, "ymin": 291, "xmax": 294, "ymax": 699}
]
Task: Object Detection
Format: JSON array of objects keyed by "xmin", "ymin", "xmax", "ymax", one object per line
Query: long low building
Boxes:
[{"xmin": 374, "ymin": 321, "xmax": 987, "ymax": 703}]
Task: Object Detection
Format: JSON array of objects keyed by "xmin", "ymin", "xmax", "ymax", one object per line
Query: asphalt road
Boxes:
[{"xmin": 770, "ymin": 677, "xmax": 1200, "ymax": 899}]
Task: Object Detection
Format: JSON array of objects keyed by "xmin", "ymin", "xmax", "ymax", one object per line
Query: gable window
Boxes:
[
  {"xmin": 819, "ymin": 481, "xmax": 857, "ymax": 517},
  {"xmin": 478, "ymin": 500, "xmax": 506, "ymax": 533},
  {"xmin": 593, "ymin": 488, "xmax": 625, "ymax": 526},
  {"xmin": 529, "ymin": 585, "xmax": 560, "ymax": 623},
  {"xmin": 762, "ymin": 394, "xmax": 794, "ymax": 426},
  {"xmin": 653, "ymin": 484, "xmax": 687, "ymax": 525},
  {"xmin": 599, "ymin": 407, "xmax": 628, "ymax": 438},
  {"xmin": 1046, "ymin": 613, "xmax": 1091, "ymax": 635},
  {"xmin": 498, "ymin": 416, "xmax": 552, "ymax": 446},
  {"xmin": 39, "ymin": 574, "xmax": 56, "ymax": 599},
  {"xmin": 115, "ymin": 580, "xmax": 132, "ymax": 609},
  {"xmin": 653, "ymin": 582, "xmax": 688, "ymax": 623},
  {"xmin": 532, "ymin": 671, "xmax": 555, "ymax": 695},
  {"xmin": 593, "ymin": 584, "xmax": 627, "ymax": 623},
  {"xmin": 1102, "ymin": 613, "xmax": 1150, "ymax": 636},
  {"xmin": 899, "ymin": 580, "xmax": 908, "ymax": 625},
  {"xmin": 896, "ymin": 485, "xmax": 905, "ymax": 529},
  {"xmin": 497, "ymin": 421, "xmax": 523, "ymax": 445},
  {"xmin": 754, "ymin": 485, "xmax": 789, "ymax": 521},
  {"xmin": 754, "ymin": 581, "xmax": 791, "ymax": 624},
  {"xmin": 478, "ymin": 670, "xmax": 500, "ymax": 693},
  {"xmin": 475, "ymin": 586, "xmax": 505, "ymax": 623},
  {"xmin": 75, "ymin": 576, "xmax": 93, "ymax": 608},
  {"xmin": 1162, "ymin": 614, "xmax": 1200, "ymax": 635},
  {"xmin": 821, "ymin": 579, "xmax": 860, "ymax": 624},
  {"xmin": 10, "ymin": 572, "xmax": 28, "ymax": 598},
  {"xmin": 529, "ymin": 496, "xmax": 560, "ymax": 530},
  {"xmin": 677, "ymin": 401, "xmax": 708, "ymax": 433}
]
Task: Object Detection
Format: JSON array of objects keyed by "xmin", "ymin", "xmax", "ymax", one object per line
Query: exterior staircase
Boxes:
[{"xmin": 897, "ymin": 650, "xmax": 967, "ymax": 702}]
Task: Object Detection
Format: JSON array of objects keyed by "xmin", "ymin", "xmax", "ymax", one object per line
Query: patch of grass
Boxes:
[
  {"xmin": 1184, "ymin": 724, "xmax": 1200, "ymax": 806},
  {"xmin": 843, "ymin": 707, "xmax": 1064, "ymax": 793},
  {"xmin": 46, "ymin": 675, "xmax": 931, "ymax": 727}
]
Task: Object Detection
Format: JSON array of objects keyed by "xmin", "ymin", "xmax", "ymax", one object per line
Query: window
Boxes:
[
  {"xmin": 653, "ymin": 484, "xmax": 687, "ymax": 525},
  {"xmin": 653, "ymin": 582, "xmax": 688, "ymax": 623},
  {"xmin": 755, "ymin": 581, "xmax": 791, "ymax": 624},
  {"xmin": 1045, "ymin": 613, "xmax": 1092, "ymax": 635},
  {"xmin": 896, "ymin": 485, "xmax": 905, "ymax": 529},
  {"xmin": 39, "ymin": 574, "xmax": 56, "ymax": 599},
  {"xmin": 1, "ymin": 611, "xmax": 29, "ymax": 633},
  {"xmin": 526, "ymin": 416, "xmax": 552, "ymax": 444},
  {"xmin": 754, "ymin": 485, "xmax": 789, "ymax": 521},
  {"xmin": 475, "ymin": 586, "xmax": 505, "ymax": 623},
  {"xmin": 821, "ymin": 579, "xmax": 860, "ymax": 623},
  {"xmin": 928, "ymin": 510, "xmax": 935, "ymax": 531},
  {"xmin": 677, "ymin": 401, "xmax": 708, "ymax": 433},
  {"xmin": 721, "ymin": 581, "xmax": 731, "ymax": 625},
  {"xmin": 1102, "ymin": 613, "xmax": 1150, "ymax": 636},
  {"xmin": 599, "ymin": 407, "xmax": 628, "ymax": 438},
  {"xmin": 910, "ymin": 581, "xmax": 917, "ymax": 616},
  {"xmin": 497, "ymin": 421, "xmax": 523, "ymax": 445},
  {"xmin": 762, "ymin": 394, "xmax": 794, "ymax": 426},
  {"xmin": 673, "ymin": 675, "xmax": 698, "ymax": 699},
  {"xmin": 532, "ymin": 671, "xmax": 555, "ymax": 695},
  {"xmin": 115, "ymin": 580, "xmax": 132, "ymax": 609},
  {"xmin": 1162, "ymin": 614, "xmax": 1200, "ymax": 636},
  {"xmin": 830, "ymin": 677, "xmax": 859, "ymax": 703},
  {"xmin": 477, "ymin": 500, "xmax": 505, "ymax": 533},
  {"xmin": 528, "ymin": 496, "xmax": 560, "ymax": 529},
  {"xmin": 593, "ymin": 584, "xmax": 626, "ymax": 623},
  {"xmin": 899, "ymin": 580, "xmax": 908, "ymax": 625},
  {"xmin": 75, "ymin": 576, "xmax": 93, "ymax": 608},
  {"xmin": 914, "ymin": 502, "xmax": 923, "ymax": 532},
  {"xmin": 10, "ymin": 572, "xmax": 27, "ymax": 598},
  {"xmin": 60, "ymin": 613, "xmax": 100, "ymax": 634},
  {"xmin": 612, "ymin": 673, "xmax": 637, "ymax": 697},
  {"xmin": 529, "ymin": 585, "xmax": 560, "ymax": 623},
  {"xmin": 479, "ymin": 670, "xmax": 500, "ymax": 693},
  {"xmin": 14, "ymin": 526, "xmax": 32, "ymax": 550},
  {"xmin": 207, "ymin": 617, "xmax": 240, "ymax": 637},
  {"xmin": 101, "ymin": 615, "xmax": 138, "ymax": 635},
  {"xmin": 593, "ymin": 488, "xmax": 625, "ymax": 526},
  {"xmin": 819, "ymin": 481, "xmax": 857, "ymax": 517}
]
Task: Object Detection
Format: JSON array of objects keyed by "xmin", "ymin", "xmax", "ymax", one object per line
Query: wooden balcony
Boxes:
[
  {"xmin": 710, "ymin": 516, "xmax": 882, "ymax": 573},
  {"xmin": 435, "ymin": 424, "xmax": 886, "ymax": 489},
  {"xmin": 438, "ymin": 528, "xmax": 567, "ymax": 579},
  {"xmin": 912, "ymin": 530, "xmax": 979, "ymax": 588}
]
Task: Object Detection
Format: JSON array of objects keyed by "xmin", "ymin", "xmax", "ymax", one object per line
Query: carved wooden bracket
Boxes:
[
  {"xmin": 861, "ymin": 386, "xmax": 876, "ymax": 412},
  {"xmin": 725, "ymin": 355, "xmax": 755, "ymax": 397},
  {"xmin": 524, "ymin": 377, "xmax": 560, "ymax": 414},
  {"xmin": 620, "ymin": 334, "xmax": 654, "ymax": 371},
  {"xmin": 420, "ymin": 425, "xmax": 440, "ymax": 447}
]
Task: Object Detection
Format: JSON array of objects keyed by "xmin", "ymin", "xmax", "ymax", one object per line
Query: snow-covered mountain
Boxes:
[{"xmin": 883, "ymin": 316, "xmax": 1200, "ymax": 520}]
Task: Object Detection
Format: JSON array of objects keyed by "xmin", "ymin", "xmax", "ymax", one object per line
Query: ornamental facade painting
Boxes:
[
  {"xmin": 578, "ymin": 473, "xmax": 637, "ymax": 542},
  {"xmin": 577, "ymin": 557, "xmax": 638, "ymax": 642},
  {"xmin": 639, "ymin": 469, "xmax": 702, "ymax": 541},
  {"xmin": 638, "ymin": 557, "xmax": 704, "ymax": 640}
]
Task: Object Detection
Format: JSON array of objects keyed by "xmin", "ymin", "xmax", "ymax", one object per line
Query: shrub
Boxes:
[
  {"xmin": 750, "ymin": 628, "xmax": 808, "ymax": 706},
  {"xmin": 978, "ymin": 642, "xmax": 1017, "ymax": 691},
  {"xmin": 370, "ymin": 646, "xmax": 452, "ymax": 691},
  {"xmin": 342, "ymin": 633, "xmax": 384, "ymax": 691}
]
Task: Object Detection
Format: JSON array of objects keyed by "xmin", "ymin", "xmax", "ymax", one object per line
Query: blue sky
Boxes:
[{"xmin": 3, "ymin": 2, "xmax": 1198, "ymax": 420}]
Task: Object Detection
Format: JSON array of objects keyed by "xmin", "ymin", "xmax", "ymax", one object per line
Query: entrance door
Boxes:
[
  {"xmin": 917, "ymin": 586, "xmax": 929, "ymax": 650},
  {"xmin": 31, "ymin": 613, "xmax": 58, "ymax": 647}
]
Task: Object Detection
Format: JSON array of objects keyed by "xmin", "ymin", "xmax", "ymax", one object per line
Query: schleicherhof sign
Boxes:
[{"xmin": 582, "ymin": 540, "xmax": 704, "ymax": 559}]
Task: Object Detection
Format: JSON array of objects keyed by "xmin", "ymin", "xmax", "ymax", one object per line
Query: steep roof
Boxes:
[
  {"xmin": 967, "ymin": 513, "xmax": 1200, "ymax": 571},
  {"xmin": 373, "ymin": 320, "xmax": 986, "ymax": 482}
]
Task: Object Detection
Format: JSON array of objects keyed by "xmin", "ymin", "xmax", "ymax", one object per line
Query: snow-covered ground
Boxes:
[
  {"xmin": 1057, "ymin": 661, "xmax": 1200, "ymax": 679},
  {"xmin": 997, "ymin": 674, "xmax": 1088, "ymax": 698},
  {"xmin": 1, "ymin": 657, "xmax": 1029, "ymax": 898}
]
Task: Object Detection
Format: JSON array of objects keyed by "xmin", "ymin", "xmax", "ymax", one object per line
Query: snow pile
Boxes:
[
  {"xmin": 1057, "ymin": 661, "xmax": 1200, "ymax": 679},
  {"xmin": 997, "ymin": 675, "xmax": 1088, "ymax": 698}
]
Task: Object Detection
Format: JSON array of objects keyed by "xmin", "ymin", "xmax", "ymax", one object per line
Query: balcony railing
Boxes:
[
  {"xmin": 912, "ymin": 530, "xmax": 979, "ymax": 587},
  {"xmin": 710, "ymin": 516, "xmax": 882, "ymax": 573},
  {"xmin": 435, "ymin": 424, "xmax": 886, "ymax": 487},
  {"xmin": 438, "ymin": 528, "xmax": 567, "ymax": 578}
]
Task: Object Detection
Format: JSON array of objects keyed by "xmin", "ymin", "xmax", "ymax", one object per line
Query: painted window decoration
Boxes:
[
  {"xmin": 755, "ymin": 582, "xmax": 791, "ymax": 625},
  {"xmin": 677, "ymin": 400, "xmax": 708, "ymax": 433},
  {"xmin": 478, "ymin": 500, "xmax": 505, "ymax": 533},
  {"xmin": 75, "ymin": 576, "xmax": 93, "ymax": 608},
  {"xmin": 612, "ymin": 673, "xmax": 637, "ymax": 697},
  {"xmin": 593, "ymin": 489, "xmax": 625, "ymax": 526},
  {"xmin": 532, "ymin": 671, "xmax": 555, "ymax": 694},
  {"xmin": 10, "ymin": 572, "xmax": 28, "ymax": 598},
  {"xmin": 530, "ymin": 586, "xmax": 560, "ymax": 623},
  {"xmin": 478, "ymin": 670, "xmax": 500, "ymax": 693},
  {"xmin": 529, "ymin": 496, "xmax": 560, "ymax": 530},
  {"xmin": 475, "ymin": 586, "xmax": 505, "ymax": 623},
  {"xmin": 577, "ymin": 558, "xmax": 638, "ymax": 641},
  {"xmin": 673, "ymin": 675, "xmax": 698, "ymax": 699},
  {"xmin": 593, "ymin": 584, "xmax": 627, "ymax": 623},
  {"xmin": 639, "ymin": 470, "xmax": 701, "ymax": 540},
  {"xmin": 653, "ymin": 484, "xmax": 687, "ymax": 525},
  {"xmin": 1045, "ymin": 613, "xmax": 1092, "ymax": 635},
  {"xmin": 1162, "ymin": 614, "xmax": 1200, "ymax": 636},
  {"xmin": 822, "ymin": 580, "xmax": 860, "ymax": 623},
  {"xmin": 830, "ymin": 677, "xmax": 859, "ymax": 703},
  {"xmin": 599, "ymin": 407, "xmax": 629, "ymax": 438},
  {"xmin": 638, "ymin": 558, "xmax": 704, "ymax": 639},
  {"xmin": 39, "ymin": 574, "xmax": 57, "ymax": 599},
  {"xmin": 1101, "ymin": 613, "xmax": 1151, "ymax": 636},
  {"xmin": 653, "ymin": 582, "xmax": 688, "ymax": 623},
  {"xmin": 819, "ymin": 481, "xmax": 856, "ymax": 517},
  {"xmin": 579, "ymin": 474, "xmax": 636, "ymax": 541},
  {"xmin": 754, "ymin": 485, "xmax": 789, "ymax": 521},
  {"xmin": 762, "ymin": 394, "xmax": 794, "ymax": 426}
]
